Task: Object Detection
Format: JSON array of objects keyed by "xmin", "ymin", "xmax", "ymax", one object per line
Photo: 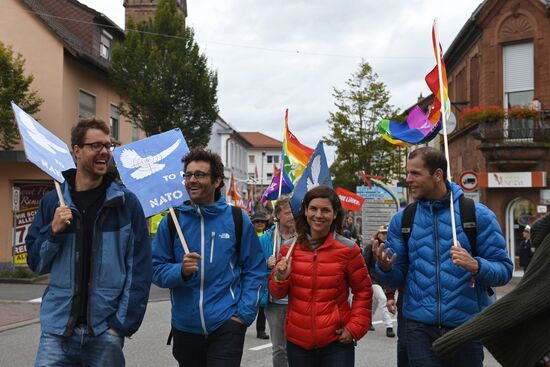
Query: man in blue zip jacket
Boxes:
[
  {"xmin": 374, "ymin": 147, "xmax": 512, "ymax": 367},
  {"xmin": 152, "ymin": 148, "xmax": 267, "ymax": 367},
  {"xmin": 26, "ymin": 117, "xmax": 152, "ymax": 367}
]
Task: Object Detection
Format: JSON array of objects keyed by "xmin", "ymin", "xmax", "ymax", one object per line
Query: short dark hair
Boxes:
[
  {"xmin": 182, "ymin": 147, "xmax": 225, "ymax": 200},
  {"xmin": 274, "ymin": 196, "xmax": 291, "ymax": 219},
  {"xmin": 71, "ymin": 117, "xmax": 110, "ymax": 147},
  {"xmin": 408, "ymin": 146, "xmax": 447, "ymax": 179},
  {"xmin": 296, "ymin": 186, "xmax": 345, "ymax": 242}
]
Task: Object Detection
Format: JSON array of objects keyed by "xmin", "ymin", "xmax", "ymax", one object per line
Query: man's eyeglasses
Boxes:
[
  {"xmin": 80, "ymin": 142, "xmax": 116, "ymax": 152},
  {"xmin": 183, "ymin": 171, "xmax": 211, "ymax": 180}
]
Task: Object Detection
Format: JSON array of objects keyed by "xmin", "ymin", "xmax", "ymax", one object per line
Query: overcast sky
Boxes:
[{"xmin": 81, "ymin": 0, "xmax": 483, "ymax": 161}]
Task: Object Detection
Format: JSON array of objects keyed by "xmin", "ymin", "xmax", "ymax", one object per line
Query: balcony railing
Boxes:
[{"xmin": 472, "ymin": 115, "xmax": 550, "ymax": 144}]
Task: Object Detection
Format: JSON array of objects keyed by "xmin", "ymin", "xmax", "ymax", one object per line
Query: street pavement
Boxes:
[{"xmin": 0, "ymin": 281, "xmax": 516, "ymax": 366}]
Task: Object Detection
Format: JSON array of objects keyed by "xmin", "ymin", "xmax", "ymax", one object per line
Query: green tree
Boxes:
[
  {"xmin": 325, "ymin": 61, "xmax": 404, "ymax": 190},
  {"xmin": 0, "ymin": 42, "xmax": 43, "ymax": 150},
  {"xmin": 110, "ymin": 0, "xmax": 218, "ymax": 147}
]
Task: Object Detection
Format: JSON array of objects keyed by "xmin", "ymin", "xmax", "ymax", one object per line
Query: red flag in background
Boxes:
[{"xmin": 335, "ymin": 187, "xmax": 365, "ymax": 212}]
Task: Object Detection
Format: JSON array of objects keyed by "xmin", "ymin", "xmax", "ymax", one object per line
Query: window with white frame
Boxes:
[
  {"xmin": 109, "ymin": 104, "xmax": 120, "ymax": 141},
  {"xmin": 503, "ymin": 42, "xmax": 534, "ymax": 108},
  {"xmin": 79, "ymin": 90, "xmax": 95, "ymax": 117},
  {"xmin": 100, "ymin": 31, "xmax": 112, "ymax": 60}
]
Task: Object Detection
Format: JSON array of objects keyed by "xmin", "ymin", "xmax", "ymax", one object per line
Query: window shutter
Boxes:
[{"xmin": 503, "ymin": 42, "xmax": 533, "ymax": 93}]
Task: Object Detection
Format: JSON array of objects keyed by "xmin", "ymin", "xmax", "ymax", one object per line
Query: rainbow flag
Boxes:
[
  {"xmin": 378, "ymin": 23, "xmax": 450, "ymax": 146},
  {"xmin": 282, "ymin": 109, "xmax": 314, "ymax": 190},
  {"xmin": 425, "ymin": 22, "xmax": 451, "ymax": 124}
]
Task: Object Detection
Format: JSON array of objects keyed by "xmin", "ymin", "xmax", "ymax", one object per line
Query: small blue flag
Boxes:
[
  {"xmin": 12, "ymin": 102, "xmax": 75, "ymax": 183},
  {"xmin": 290, "ymin": 141, "xmax": 333, "ymax": 215},
  {"xmin": 113, "ymin": 129, "xmax": 190, "ymax": 217}
]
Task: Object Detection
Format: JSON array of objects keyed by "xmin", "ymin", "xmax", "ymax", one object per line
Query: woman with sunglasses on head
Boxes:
[{"xmin": 269, "ymin": 185, "xmax": 373, "ymax": 367}]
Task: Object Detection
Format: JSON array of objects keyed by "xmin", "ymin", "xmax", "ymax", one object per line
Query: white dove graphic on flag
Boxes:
[
  {"xmin": 306, "ymin": 155, "xmax": 322, "ymax": 191},
  {"xmin": 119, "ymin": 139, "xmax": 181, "ymax": 179},
  {"xmin": 19, "ymin": 112, "xmax": 68, "ymax": 154}
]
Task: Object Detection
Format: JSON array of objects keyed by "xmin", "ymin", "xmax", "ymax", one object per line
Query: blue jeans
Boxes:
[
  {"xmin": 287, "ymin": 340, "xmax": 354, "ymax": 367},
  {"xmin": 264, "ymin": 303, "xmax": 289, "ymax": 367},
  {"xmin": 406, "ymin": 319, "xmax": 483, "ymax": 367},
  {"xmin": 35, "ymin": 325, "xmax": 125, "ymax": 367}
]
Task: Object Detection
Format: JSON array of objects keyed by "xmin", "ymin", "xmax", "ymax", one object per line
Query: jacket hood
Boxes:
[
  {"xmin": 177, "ymin": 196, "xmax": 229, "ymax": 217},
  {"xmin": 61, "ymin": 168, "xmax": 124, "ymax": 207}
]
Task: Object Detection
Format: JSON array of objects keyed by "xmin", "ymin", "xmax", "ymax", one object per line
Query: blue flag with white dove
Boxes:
[
  {"xmin": 11, "ymin": 101, "xmax": 75, "ymax": 183},
  {"xmin": 113, "ymin": 129, "xmax": 190, "ymax": 217},
  {"xmin": 290, "ymin": 141, "xmax": 333, "ymax": 215}
]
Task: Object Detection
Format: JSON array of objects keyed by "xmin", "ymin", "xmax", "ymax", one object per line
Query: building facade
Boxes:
[
  {"xmin": 429, "ymin": 0, "xmax": 550, "ymax": 272},
  {"xmin": 240, "ymin": 132, "xmax": 283, "ymax": 201},
  {"xmin": 0, "ymin": 0, "xmax": 144, "ymax": 268},
  {"xmin": 207, "ymin": 116, "xmax": 250, "ymax": 198}
]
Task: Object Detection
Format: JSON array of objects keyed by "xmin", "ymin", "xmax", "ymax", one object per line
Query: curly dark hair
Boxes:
[
  {"xmin": 71, "ymin": 117, "xmax": 110, "ymax": 147},
  {"xmin": 182, "ymin": 147, "xmax": 225, "ymax": 200},
  {"xmin": 295, "ymin": 186, "xmax": 344, "ymax": 242}
]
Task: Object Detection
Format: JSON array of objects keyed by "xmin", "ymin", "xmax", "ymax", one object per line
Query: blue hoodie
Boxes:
[
  {"xmin": 376, "ymin": 182, "xmax": 512, "ymax": 328},
  {"xmin": 152, "ymin": 197, "xmax": 267, "ymax": 335}
]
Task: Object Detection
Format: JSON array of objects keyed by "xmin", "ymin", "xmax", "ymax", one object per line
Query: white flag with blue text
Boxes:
[
  {"xmin": 12, "ymin": 101, "xmax": 75, "ymax": 183},
  {"xmin": 113, "ymin": 129, "xmax": 190, "ymax": 217}
]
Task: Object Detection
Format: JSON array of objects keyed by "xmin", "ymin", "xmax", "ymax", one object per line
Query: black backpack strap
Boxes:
[
  {"xmin": 458, "ymin": 195, "xmax": 477, "ymax": 255},
  {"xmin": 401, "ymin": 202, "xmax": 417, "ymax": 252},
  {"xmin": 231, "ymin": 205, "xmax": 243, "ymax": 262}
]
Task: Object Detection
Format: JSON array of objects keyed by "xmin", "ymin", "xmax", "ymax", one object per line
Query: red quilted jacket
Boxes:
[{"xmin": 269, "ymin": 232, "xmax": 372, "ymax": 350}]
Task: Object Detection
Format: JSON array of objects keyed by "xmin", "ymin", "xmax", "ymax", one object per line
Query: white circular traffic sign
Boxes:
[{"xmin": 459, "ymin": 171, "xmax": 478, "ymax": 191}]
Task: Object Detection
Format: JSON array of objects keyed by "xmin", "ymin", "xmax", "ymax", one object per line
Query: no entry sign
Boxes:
[{"xmin": 459, "ymin": 171, "xmax": 478, "ymax": 191}]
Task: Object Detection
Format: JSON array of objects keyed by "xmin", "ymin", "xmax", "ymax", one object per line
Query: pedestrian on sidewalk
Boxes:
[
  {"xmin": 270, "ymin": 186, "xmax": 372, "ymax": 367},
  {"xmin": 152, "ymin": 148, "xmax": 267, "ymax": 367},
  {"xmin": 259, "ymin": 196, "xmax": 297, "ymax": 367},
  {"xmin": 374, "ymin": 147, "xmax": 513, "ymax": 367},
  {"xmin": 363, "ymin": 225, "xmax": 395, "ymax": 338},
  {"xmin": 252, "ymin": 211, "xmax": 270, "ymax": 340},
  {"xmin": 433, "ymin": 212, "xmax": 550, "ymax": 367},
  {"xmin": 26, "ymin": 117, "xmax": 152, "ymax": 367},
  {"xmin": 519, "ymin": 225, "xmax": 533, "ymax": 272}
]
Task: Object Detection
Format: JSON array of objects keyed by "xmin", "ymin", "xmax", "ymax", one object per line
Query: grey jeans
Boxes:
[{"xmin": 264, "ymin": 303, "xmax": 289, "ymax": 367}]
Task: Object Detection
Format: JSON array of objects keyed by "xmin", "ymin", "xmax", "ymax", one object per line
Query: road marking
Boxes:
[
  {"xmin": 249, "ymin": 343, "xmax": 272, "ymax": 351},
  {"xmin": 28, "ymin": 297, "xmax": 42, "ymax": 304}
]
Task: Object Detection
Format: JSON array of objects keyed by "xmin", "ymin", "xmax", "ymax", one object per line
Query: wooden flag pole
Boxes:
[
  {"xmin": 169, "ymin": 207, "xmax": 190, "ymax": 254},
  {"xmin": 272, "ymin": 222, "xmax": 279, "ymax": 257},
  {"xmin": 285, "ymin": 237, "xmax": 297, "ymax": 261},
  {"xmin": 54, "ymin": 181, "xmax": 65, "ymax": 207},
  {"xmin": 433, "ymin": 18, "xmax": 458, "ymax": 247}
]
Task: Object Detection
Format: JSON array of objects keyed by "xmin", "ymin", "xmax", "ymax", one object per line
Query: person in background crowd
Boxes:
[
  {"xmin": 152, "ymin": 148, "xmax": 267, "ymax": 367},
  {"xmin": 27, "ymin": 117, "xmax": 152, "ymax": 367},
  {"xmin": 342, "ymin": 213, "xmax": 359, "ymax": 243},
  {"xmin": 385, "ymin": 288, "xmax": 409, "ymax": 367},
  {"xmin": 374, "ymin": 146, "xmax": 513, "ymax": 367},
  {"xmin": 252, "ymin": 212, "xmax": 269, "ymax": 237},
  {"xmin": 251, "ymin": 211, "xmax": 270, "ymax": 339},
  {"xmin": 363, "ymin": 225, "xmax": 395, "ymax": 338},
  {"xmin": 519, "ymin": 225, "xmax": 533, "ymax": 272},
  {"xmin": 260, "ymin": 196, "xmax": 297, "ymax": 367},
  {"xmin": 433, "ymin": 212, "xmax": 550, "ymax": 367},
  {"xmin": 270, "ymin": 186, "xmax": 373, "ymax": 367}
]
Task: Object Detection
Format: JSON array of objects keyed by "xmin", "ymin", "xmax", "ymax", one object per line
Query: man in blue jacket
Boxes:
[
  {"xmin": 152, "ymin": 148, "xmax": 267, "ymax": 367},
  {"xmin": 374, "ymin": 147, "xmax": 512, "ymax": 367},
  {"xmin": 26, "ymin": 117, "xmax": 152, "ymax": 367}
]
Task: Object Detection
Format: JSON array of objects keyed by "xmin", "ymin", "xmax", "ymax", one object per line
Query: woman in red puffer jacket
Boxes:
[{"xmin": 269, "ymin": 186, "xmax": 372, "ymax": 367}]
